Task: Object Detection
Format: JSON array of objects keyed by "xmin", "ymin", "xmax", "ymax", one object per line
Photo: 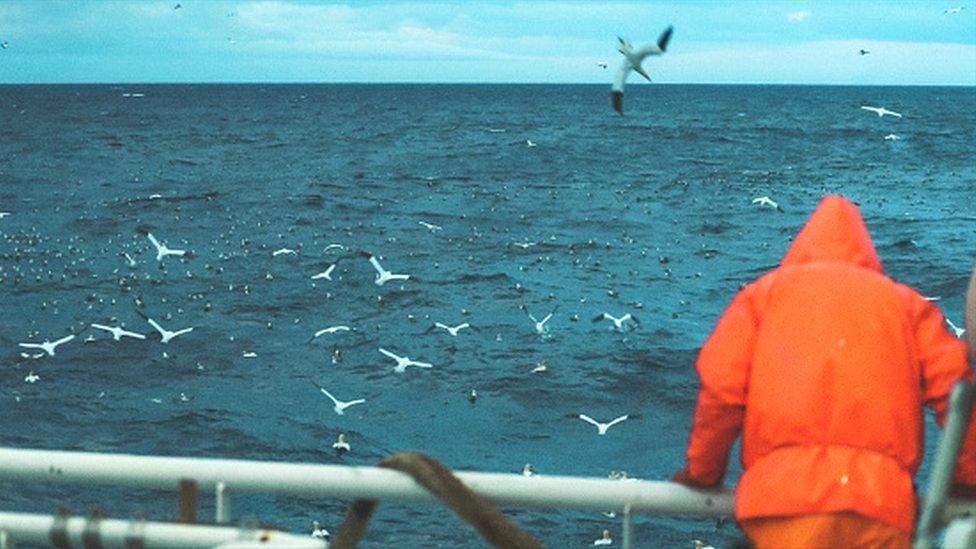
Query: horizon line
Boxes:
[{"xmin": 1, "ymin": 81, "xmax": 974, "ymax": 87}]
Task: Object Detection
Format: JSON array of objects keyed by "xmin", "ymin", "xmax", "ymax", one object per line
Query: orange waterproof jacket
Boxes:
[{"xmin": 681, "ymin": 195, "xmax": 976, "ymax": 534}]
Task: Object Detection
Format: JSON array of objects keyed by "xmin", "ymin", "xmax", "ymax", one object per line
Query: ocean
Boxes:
[{"xmin": 0, "ymin": 83, "xmax": 974, "ymax": 547}]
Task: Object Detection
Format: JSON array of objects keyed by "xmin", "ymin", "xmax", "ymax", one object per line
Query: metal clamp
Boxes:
[
  {"xmin": 123, "ymin": 512, "xmax": 146, "ymax": 549},
  {"xmin": 49, "ymin": 507, "xmax": 71, "ymax": 549},
  {"xmin": 82, "ymin": 509, "xmax": 104, "ymax": 549}
]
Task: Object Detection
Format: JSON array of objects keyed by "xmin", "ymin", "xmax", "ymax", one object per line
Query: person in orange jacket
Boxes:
[{"xmin": 672, "ymin": 195, "xmax": 976, "ymax": 548}]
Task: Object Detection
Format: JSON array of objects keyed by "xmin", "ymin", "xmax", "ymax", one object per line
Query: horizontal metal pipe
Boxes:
[
  {"xmin": 0, "ymin": 511, "xmax": 324, "ymax": 548},
  {"xmin": 0, "ymin": 447, "xmax": 733, "ymax": 516}
]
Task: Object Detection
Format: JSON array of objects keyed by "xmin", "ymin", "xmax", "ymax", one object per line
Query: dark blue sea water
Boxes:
[{"xmin": 0, "ymin": 84, "xmax": 974, "ymax": 547}]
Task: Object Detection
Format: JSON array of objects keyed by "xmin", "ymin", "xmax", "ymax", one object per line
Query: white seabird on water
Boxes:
[
  {"xmin": 146, "ymin": 232, "xmax": 187, "ymax": 262},
  {"xmin": 333, "ymin": 433, "xmax": 350, "ymax": 453},
  {"xmin": 577, "ymin": 413, "xmax": 631, "ymax": 435},
  {"xmin": 311, "ymin": 264, "xmax": 336, "ymax": 280},
  {"xmin": 312, "ymin": 383, "xmax": 365, "ymax": 415},
  {"xmin": 418, "ymin": 221, "xmax": 442, "ymax": 231},
  {"xmin": 860, "ymin": 105, "xmax": 902, "ymax": 118},
  {"xmin": 884, "ymin": 134, "xmax": 900, "ymax": 141},
  {"xmin": 91, "ymin": 323, "xmax": 146, "ymax": 341},
  {"xmin": 138, "ymin": 311, "xmax": 194, "ymax": 343},
  {"xmin": 272, "ymin": 248, "xmax": 297, "ymax": 256},
  {"xmin": 378, "ymin": 348, "xmax": 433, "ymax": 373},
  {"xmin": 18, "ymin": 334, "xmax": 75, "ymax": 357},
  {"xmin": 311, "ymin": 521, "xmax": 330, "ymax": 540},
  {"xmin": 611, "ymin": 25, "xmax": 674, "ymax": 115},
  {"xmin": 752, "ymin": 196, "xmax": 784, "ymax": 212},
  {"xmin": 362, "ymin": 252, "xmax": 414, "ymax": 286},
  {"xmin": 592, "ymin": 312, "xmax": 640, "ymax": 331}
]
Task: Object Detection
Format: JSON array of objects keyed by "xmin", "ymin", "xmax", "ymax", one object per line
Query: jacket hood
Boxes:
[{"xmin": 781, "ymin": 195, "xmax": 883, "ymax": 272}]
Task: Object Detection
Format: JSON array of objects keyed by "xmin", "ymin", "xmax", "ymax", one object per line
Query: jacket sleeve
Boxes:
[
  {"xmin": 910, "ymin": 292, "xmax": 976, "ymax": 485},
  {"xmin": 683, "ymin": 284, "xmax": 759, "ymax": 486}
]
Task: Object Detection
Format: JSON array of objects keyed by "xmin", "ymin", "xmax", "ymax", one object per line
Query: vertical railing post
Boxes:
[
  {"xmin": 215, "ymin": 481, "xmax": 231, "ymax": 524},
  {"xmin": 178, "ymin": 478, "xmax": 198, "ymax": 524},
  {"xmin": 0, "ymin": 529, "xmax": 10, "ymax": 549},
  {"xmin": 622, "ymin": 503, "xmax": 633, "ymax": 549}
]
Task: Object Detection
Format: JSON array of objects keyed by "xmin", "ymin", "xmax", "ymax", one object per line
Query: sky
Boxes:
[{"xmin": 0, "ymin": 0, "xmax": 974, "ymax": 85}]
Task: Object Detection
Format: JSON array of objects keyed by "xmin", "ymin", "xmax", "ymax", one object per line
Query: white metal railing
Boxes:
[
  {"xmin": 0, "ymin": 447, "xmax": 734, "ymax": 548},
  {"xmin": 0, "ymin": 511, "xmax": 324, "ymax": 549},
  {"xmin": 3, "ymin": 446, "xmax": 976, "ymax": 548}
]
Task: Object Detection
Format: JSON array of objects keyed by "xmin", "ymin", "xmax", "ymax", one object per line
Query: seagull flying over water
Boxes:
[
  {"xmin": 91, "ymin": 323, "xmax": 146, "ymax": 341},
  {"xmin": 19, "ymin": 334, "xmax": 75, "ymax": 357},
  {"xmin": 312, "ymin": 325, "xmax": 351, "ymax": 338},
  {"xmin": 861, "ymin": 105, "xmax": 902, "ymax": 118},
  {"xmin": 362, "ymin": 252, "xmax": 414, "ymax": 286},
  {"xmin": 379, "ymin": 348, "xmax": 433, "ymax": 373},
  {"xmin": 884, "ymin": 134, "xmax": 901, "ymax": 141},
  {"xmin": 611, "ymin": 25, "xmax": 674, "ymax": 115},
  {"xmin": 333, "ymin": 433, "xmax": 351, "ymax": 453},
  {"xmin": 418, "ymin": 221, "xmax": 442, "ymax": 231},
  {"xmin": 24, "ymin": 371, "xmax": 40, "ymax": 383},
  {"xmin": 429, "ymin": 322, "xmax": 472, "ymax": 337},
  {"xmin": 312, "ymin": 382, "xmax": 365, "ymax": 415},
  {"xmin": 146, "ymin": 232, "xmax": 187, "ymax": 262},
  {"xmin": 137, "ymin": 311, "xmax": 194, "ymax": 343},
  {"xmin": 311, "ymin": 264, "xmax": 336, "ymax": 280},
  {"xmin": 752, "ymin": 196, "xmax": 784, "ymax": 212},
  {"xmin": 592, "ymin": 312, "xmax": 640, "ymax": 331},
  {"xmin": 272, "ymin": 248, "xmax": 298, "ymax": 257},
  {"xmin": 577, "ymin": 414, "xmax": 631, "ymax": 435},
  {"xmin": 520, "ymin": 304, "xmax": 558, "ymax": 335},
  {"xmin": 947, "ymin": 317, "xmax": 966, "ymax": 337}
]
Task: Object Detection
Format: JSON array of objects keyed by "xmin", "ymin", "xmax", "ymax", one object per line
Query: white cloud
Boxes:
[{"xmin": 788, "ymin": 11, "xmax": 810, "ymax": 22}]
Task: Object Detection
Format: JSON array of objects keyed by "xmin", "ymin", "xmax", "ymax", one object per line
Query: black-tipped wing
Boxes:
[{"xmin": 657, "ymin": 25, "xmax": 673, "ymax": 52}]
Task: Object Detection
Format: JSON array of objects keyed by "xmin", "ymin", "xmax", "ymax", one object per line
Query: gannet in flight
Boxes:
[
  {"xmin": 428, "ymin": 322, "xmax": 472, "ymax": 337},
  {"xmin": 312, "ymin": 383, "xmax": 365, "ymax": 415},
  {"xmin": 520, "ymin": 304, "xmax": 558, "ymax": 335},
  {"xmin": 19, "ymin": 334, "xmax": 75, "ymax": 357},
  {"xmin": 418, "ymin": 221, "xmax": 442, "ymax": 231},
  {"xmin": 311, "ymin": 325, "xmax": 352, "ymax": 339},
  {"xmin": 577, "ymin": 413, "xmax": 631, "ymax": 435},
  {"xmin": 362, "ymin": 252, "xmax": 414, "ymax": 286},
  {"xmin": 860, "ymin": 105, "xmax": 902, "ymax": 118},
  {"xmin": 752, "ymin": 196, "xmax": 784, "ymax": 212},
  {"xmin": 91, "ymin": 323, "xmax": 146, "ymax": 341},
  {"xmin": 146, "ymin": 232, "xmax": 187, "ymax": 261},
  {"xmin": 883, "ymin": 134, "xmax": 900, "ymax": 141},
  {"xmin": 378, "ymin": 348, "xmax": 433, "ymax": 373},
  {"xmin": 0, "ymin": 212, "xmax": 10, "ymax": 217},
  {"xmin": 947, "ymin": 317, "xmax": 966, "ymax": 337},
  {"xmin": 272, "ymin": 248, "xmax": 297, "ymax": 257},
  {"xmin": 592, "ymin": 312, "xmax": 640, "ymax": 331},
  {"xmin": 138, "ymin": 311, "xmax": 194, "ymax": 343},
  {"xmin": 24, "ymin": 371, "xmax": 40, "ymax": 383},
  {"xmin": 311, "ymin": 264, "xmax": 336, "ymax": 280},
  {"xmin": 594, "ymin": 530, "xmax": 613, "ymax": 546},
  {"xmin": 611, "ymin": 25, "xmax": 674, "ymax": 115}
]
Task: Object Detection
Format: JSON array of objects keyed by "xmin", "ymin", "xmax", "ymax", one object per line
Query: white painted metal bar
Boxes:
[
  {"xmin": 0, "ymin": 447, "xmax": 734, "ymax": 517},
  {"xmin": 621, "ymin": 503, "xmax": 633, "ymax": 549},
  {"xmin": 216, "ymin": 481, "xmax": 231, "ymax": 524},
  {"xmin": 0, "ymin": 511, "xmax": 324, "ymax": 548}
]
